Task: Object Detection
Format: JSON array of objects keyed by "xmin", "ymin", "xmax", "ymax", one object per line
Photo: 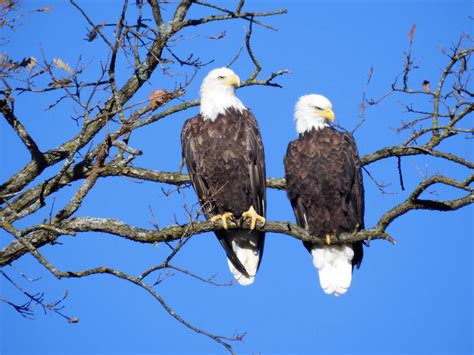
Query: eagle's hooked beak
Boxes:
[
  {"xmin": 321, "ymin": 108, "xmax": 335, "ymax": 122},
  {"xmin": 226, "ymin": 73, "xmax": 241, "ymax": 88}
]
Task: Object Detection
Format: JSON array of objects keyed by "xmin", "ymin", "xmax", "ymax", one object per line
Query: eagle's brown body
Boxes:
[
  {"xmin": 181, "ymin": 108, "xmax": 266, "ymax": 276},
  {"xmin": 284, "ymin": 127, "xmax": 364, "ymax": 268}
]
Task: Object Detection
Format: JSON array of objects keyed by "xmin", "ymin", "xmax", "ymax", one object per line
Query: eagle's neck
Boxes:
[
  {"xmin": 200, "ymin": 91, "xmax": 246, "ymax": 121},
  {"xmin": 294, "ymin": 110, "xmax": 328, "ymax": 134}
]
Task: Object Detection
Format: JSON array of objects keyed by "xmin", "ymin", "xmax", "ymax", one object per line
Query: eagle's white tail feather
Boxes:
[
  {"xmin": 226, "ymin": 231, "xmax": 259, "ymax": 286},
  {"xmin": 311, "ymin": 244, "xmax": 354, "ymax": 296}
]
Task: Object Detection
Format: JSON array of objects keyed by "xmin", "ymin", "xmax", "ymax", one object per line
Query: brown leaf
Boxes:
[
  {"xmin": 149, "ymin": 89, "xmax": 170, "ymax": 109},
  {"xmin": 0, "ymin": 55, "xmax": 36, "ymax": 71},
  {"xmin": 17, "ymin": 57, "xmax": 31, "ymax": 68},
  {"xmin": 408, "ymin": 24, "xmax": 416, "ymax": 42},
  {"xmin": 422, "ymin": 80, "xmax": 431, "ymax": 92},
  {"xmin": 28, "ymin": 56, "xmax": 36, "ymax": 72},
  {"xmin": 67, "ymin": 317, "xmax": 80, "ymax": 324},
  {"xmin": 53, "ymin": 57, "xmax": 73, "ymax": 75}
]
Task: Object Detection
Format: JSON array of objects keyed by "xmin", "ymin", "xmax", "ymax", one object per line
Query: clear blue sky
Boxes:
[{"xmin": 1, "ymin": 0, "xmax": 472, "ymax": 354}]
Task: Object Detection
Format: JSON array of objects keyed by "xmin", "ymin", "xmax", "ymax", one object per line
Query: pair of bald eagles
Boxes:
[{"xmin": 181, "ymin": 68, "xmax": 364, "ymax": 296}]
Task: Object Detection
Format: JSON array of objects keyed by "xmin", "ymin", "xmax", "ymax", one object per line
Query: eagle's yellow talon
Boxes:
[
  {"xmin": 211, "ymin": 212, "xmax": 234, "ymax": 230},
  {"xmin": 325, "ymin": 233, "xmax": 332, "ymax": 245},
  {"xmin": 242, "ymin": 205, "xmax": 265, "ymax": 230}
]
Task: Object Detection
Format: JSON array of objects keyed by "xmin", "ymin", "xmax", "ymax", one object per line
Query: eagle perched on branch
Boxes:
[
  {"xmin": 284, "ymin": 94, "xmax": 364, "ymax": 296},
  {"xmin": 181, "ymin": 67, "xmax": 266, "ymax": 286}
]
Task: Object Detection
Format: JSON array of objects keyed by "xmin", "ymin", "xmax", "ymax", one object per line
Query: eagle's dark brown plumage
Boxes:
[
  {"xmin": 181, "ymin": 108, "xmax": 266, "ymax": 281},
  {"xmin": 284, "ymin": 127, "xmax": 364, "ymax": 268}
]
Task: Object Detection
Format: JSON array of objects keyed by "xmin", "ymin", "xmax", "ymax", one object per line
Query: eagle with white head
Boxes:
[
  {"xmin": 284, "ymin": 94, "xmax": 364, "ymax": 296},
  {"xmin": 181, "ymin": 67, "xmax": 266, "ymax": 285}
]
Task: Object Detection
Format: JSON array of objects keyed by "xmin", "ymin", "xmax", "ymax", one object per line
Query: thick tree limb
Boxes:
[
  {"xmin": 0, "ymin": 99, "xmax": 43, "ymax": 160},
  {"xmin": 147, "ymin": 0, "xmax": 163, "ymax": 27},
  {"xmin": 100, "ymin": 165, "xmax": 287, "ymax": 189},
  {"xmin": 0, "ymin": 217, "xmax": 395, "ymax": 268},
  {"xmin": 361, "ymin": 145, "xmax": 474, "ymax": 169},
  {"xmin": 377, "ymin": 174, "xmax": 474, "ymax": 230}
]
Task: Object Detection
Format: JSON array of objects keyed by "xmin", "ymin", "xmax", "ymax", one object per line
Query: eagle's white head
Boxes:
[
  {"xmin": 294, "ymin": 94, "xmax": 335, "ymax": 134},
  {"xmin": 200, "ymin": 67, "xmax": 246, "ymax": 121}
]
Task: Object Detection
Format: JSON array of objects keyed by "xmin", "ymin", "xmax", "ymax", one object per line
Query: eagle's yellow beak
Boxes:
[
  {"xmin": 321, "ymin": 108, "xmax": 335, "ymax": 122},
  {"xmin": 225, "ymin": 73, "xmax": 241, "ymax": 87}
]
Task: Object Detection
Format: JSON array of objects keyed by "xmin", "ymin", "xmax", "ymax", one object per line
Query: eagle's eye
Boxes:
[
  {"xmin": 217, "ymin": 75, "xmax": 225, "ymax": 80},
  {"xmin": 314, "ymin": 106, "xmax": 323, "ymax": 110}
]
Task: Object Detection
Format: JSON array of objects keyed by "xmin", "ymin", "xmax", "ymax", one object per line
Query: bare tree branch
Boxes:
[{"xmin": 0, "ymin": 99, "xmax": 43, "ymax": 160}]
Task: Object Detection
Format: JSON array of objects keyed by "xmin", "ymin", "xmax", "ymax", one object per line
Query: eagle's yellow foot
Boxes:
[
  {"xmin": 211, "ymin": 212, "xmax": 234, "ymax": 230},
  {"xmin": 325, "ymin": 233, "xmax": 332, "ymax": 245},
  {"xmin": 242, "ymin": 205, "xmax": 265, "ymax": 230}
]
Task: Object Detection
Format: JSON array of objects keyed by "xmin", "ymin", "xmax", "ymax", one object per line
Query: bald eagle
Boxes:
[
  {"xmin": 181, "ymin": 67, "xmax": 266, "ymax": 285},
  {"xmin": 284, "ymin": 94, "xmax": 364, "ymax": 296}
]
